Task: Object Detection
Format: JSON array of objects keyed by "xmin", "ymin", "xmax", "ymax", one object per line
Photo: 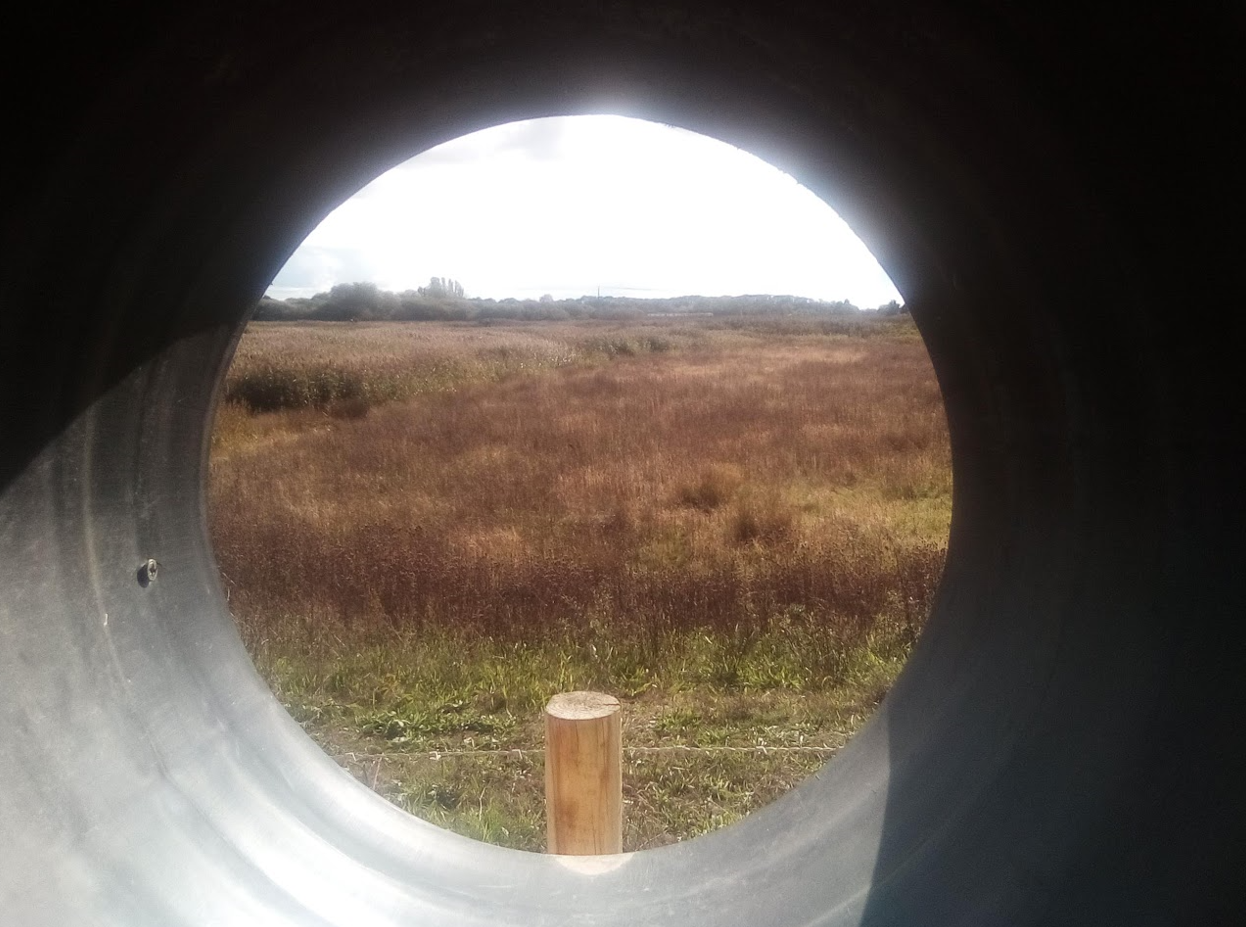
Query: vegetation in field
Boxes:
[
  {"xmin": 208, "ymin": 311, "xmax": 949, "ymax": 851},
  {"xmin": 253, "ymin": 280, "xmax": 906, "ymax": 325}
]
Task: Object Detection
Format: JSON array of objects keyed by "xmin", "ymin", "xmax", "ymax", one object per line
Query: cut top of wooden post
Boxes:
[
  {"xmin": 546, "ymin": 691, "xmax": 621, "ymax": 721},
  {"xmin": 545, "ymin": 691, "xmax": 622, "ymax": 855}
]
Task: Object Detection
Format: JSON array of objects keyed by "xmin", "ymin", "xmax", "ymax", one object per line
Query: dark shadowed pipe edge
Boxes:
[{"xmin": 1, "ymin": 3, "xmax": 1242, "ymax": 925}]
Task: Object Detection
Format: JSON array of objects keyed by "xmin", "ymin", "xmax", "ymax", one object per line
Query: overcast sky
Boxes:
[{"xmin": 268, "ymin": 115, "xmax": 902, "ymax": 306}]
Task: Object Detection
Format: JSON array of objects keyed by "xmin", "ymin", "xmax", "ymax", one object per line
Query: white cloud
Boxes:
[{"xmin": 269, "ymin": 115, "xmax": 903, "ymax": 306}]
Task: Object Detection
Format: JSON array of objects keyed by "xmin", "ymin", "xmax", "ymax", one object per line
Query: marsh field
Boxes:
[{"xmin": 208, "ymin": 314, "xmax": 951, "ymax": 851}]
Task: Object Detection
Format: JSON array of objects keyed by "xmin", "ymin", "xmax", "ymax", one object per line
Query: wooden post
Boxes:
[{"xmin": 544, "ymin": 691, "xmax": 622, "ymax": 855}]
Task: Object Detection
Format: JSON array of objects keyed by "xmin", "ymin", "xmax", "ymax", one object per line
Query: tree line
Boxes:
[{"xmin": 255, "ymin": 280, "xmax": 907, "ymax": 323}]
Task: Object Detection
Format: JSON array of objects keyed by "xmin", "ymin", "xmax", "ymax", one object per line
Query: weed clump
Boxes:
[
  {"xmin": 678, "ymin": 464, "xmax": 746, "ymax": 511},
  {"xmin": 730, "ymin": 494, "xmax": 796, "ymax": 545}
]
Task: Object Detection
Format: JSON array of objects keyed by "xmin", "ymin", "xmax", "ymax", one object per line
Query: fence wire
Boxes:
[{"xmin": 332, "ymin": 739, "xmax": 848, "ymax": 763}]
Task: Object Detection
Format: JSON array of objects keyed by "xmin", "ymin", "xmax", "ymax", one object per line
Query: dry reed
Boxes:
[{"xmin": 210, "ymin": 319, "xmax": 949, "ymax": 663}]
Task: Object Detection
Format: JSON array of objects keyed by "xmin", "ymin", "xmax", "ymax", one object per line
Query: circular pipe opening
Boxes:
[{"xmin": 209, "ymin": 114, "xmax": 946, "ymax": 851}]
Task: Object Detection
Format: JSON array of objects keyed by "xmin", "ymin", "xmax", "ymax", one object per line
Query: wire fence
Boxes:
[{"xmin": 332, "ymin": 739, "xmax": 849, "ymax": 763}]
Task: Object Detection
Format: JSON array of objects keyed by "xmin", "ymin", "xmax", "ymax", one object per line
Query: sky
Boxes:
[{"xmin": 267, "ymin": 115, "xmax": 902, "ymax": 306}]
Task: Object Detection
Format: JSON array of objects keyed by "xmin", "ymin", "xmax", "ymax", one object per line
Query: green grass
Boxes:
[{"xmin": 248, "ymin": 608, "xmax": 913, "ymax": 852}]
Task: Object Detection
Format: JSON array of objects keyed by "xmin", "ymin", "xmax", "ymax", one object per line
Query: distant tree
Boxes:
[
  {"xmin": 250, "ymin": 285, "xmax": 897, "ymax": 324},
  {"xmin": 395, "ymin": 293, "xmax": 470, "ymax": 321},
  {"xmin": 313, "ymin": 281, "xmax": 391, "ymax": 320},
  {"xmin": 418, "ymin": 276, "xmax": 465, "ymax": 299},
  {"xmin": 253, "ymin": 296, "xmax": 296, "ymax": 321}
]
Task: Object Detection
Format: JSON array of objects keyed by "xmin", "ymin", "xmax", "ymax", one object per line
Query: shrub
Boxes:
[{"xmin": 226, "ymin": 363, "xmax": 370, "ymax": 411}]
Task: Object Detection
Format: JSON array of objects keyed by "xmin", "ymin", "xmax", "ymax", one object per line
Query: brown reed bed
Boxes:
[{"xmin": 212, "ymin": 323, "xmax": 947, "ymax": 642}]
